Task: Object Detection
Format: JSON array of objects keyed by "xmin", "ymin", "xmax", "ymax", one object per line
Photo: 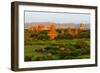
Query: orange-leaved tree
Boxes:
[
  {"xmin": 78, "ymin": 23, "xmax": 86, "ymax": 32},
  {"xmin": 48, "ymin": 23, "xmax": 58, "ymax": 40}
]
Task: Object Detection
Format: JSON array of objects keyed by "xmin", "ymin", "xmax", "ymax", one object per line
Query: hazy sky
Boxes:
[{"xmin": 25, "ymin": 11, "xmax": 90, "ymax": 24}]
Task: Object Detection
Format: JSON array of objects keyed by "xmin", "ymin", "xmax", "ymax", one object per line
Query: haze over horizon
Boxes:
[{"xmin": 25, "ymin": 11, "xmax": 90, "ymax": 25}]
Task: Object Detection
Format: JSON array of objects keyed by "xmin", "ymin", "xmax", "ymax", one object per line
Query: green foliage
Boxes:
[
  {"xmin": 25, "ymin": 56, "xmax": 32, "ymax": 61},
  {"xmin": 76, "ymin": 30, "xmax": 90, "ymax": 38},
  {"xmin": 24, "ymin": 30, "xmax": 32, "ymax": 45},
  {"xmin": 32, "ymin": 55, "xmax": 46, "ymax": 61},
  {"xmin": 24, "ymin": 29, "xmax": 90, "ymax": 61}
]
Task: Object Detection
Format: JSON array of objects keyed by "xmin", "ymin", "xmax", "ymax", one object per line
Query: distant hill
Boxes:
[{"xmin": 24, "ymin": 22, "xmax": 90, "ymax": 29}]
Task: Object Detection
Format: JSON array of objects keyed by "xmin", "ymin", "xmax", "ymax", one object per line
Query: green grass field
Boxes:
[{"xmin": 24, "ymin": 38, "xmax": 90, "ymax": 61}]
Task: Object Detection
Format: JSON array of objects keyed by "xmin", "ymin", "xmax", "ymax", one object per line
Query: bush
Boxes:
[
  {"xmin": 32, "ymin": 55, "xmax": 46, "ymax": 61},
  {"xmin": 76, "ymin": 30, "xmax": 90, "ymax": 38},
  {"xmin": 24, "ymin": 36, "xmax": 32, "ymax": 45},
  {"xmin": 34, "ymin": 48, "xmax": 46, "ymax": 52},
  {"xmin": 25, "ymin": 56, "xmax": 32, "ymax": 61},
  {"xmin": 75, "ymin": 39, "xmax": 89, "ymax": 49},
  {"xmin": 44, "ymin": 46, "xmax": 58, "ymax": 51}
]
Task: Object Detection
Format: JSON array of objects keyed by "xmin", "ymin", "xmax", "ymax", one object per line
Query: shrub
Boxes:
[
  {"xmin": 44, "ymin": 46, "xmax": 58, "ymax": 51},
  {"xmin": 25, "ymin": 56, "xmax": 32, "ymax": 61},
  {"xmin": 76, "ymin": 30, "xmax": 90, "ymax": 39},
  {"xmin": 75, "ymin": 39, "xmax": 89, "ymax": 49},
  {"xmin": 24, "ymin": 36, "xmax": 32, "ymax": 45},
  {"xmin": 34, "ymin": 48, "xmax": 46, "ymax": 52},
  {"xmin": 32, "ymin": 55, "xmax": 46, "ymax": 61}
]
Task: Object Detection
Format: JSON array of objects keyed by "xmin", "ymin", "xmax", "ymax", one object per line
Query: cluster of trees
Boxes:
[
  {"xmin": 24, "ymin": 23, "xmax": 90, "ymax": 45},
  {"xmin": 47, "ymin": 23, "xmax": 88, "ymax": 39}
]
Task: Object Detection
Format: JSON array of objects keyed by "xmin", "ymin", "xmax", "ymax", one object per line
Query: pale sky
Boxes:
[{"xmin": 25, "ymin": 11, "xmax": 90, "ymax": 24}]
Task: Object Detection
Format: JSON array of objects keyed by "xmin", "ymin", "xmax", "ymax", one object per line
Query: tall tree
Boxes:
[
  {"xmin": 78, "ymin": 23, "xmax": 86, "ymax": 32},
  {"xmin": 61, "ymin": 24, "xmax": 64, "ymax": 35},
  {"xmin": 67, "ymin": 24, "xmax": 74, "ymax": 36},
  {"xmin": 48, "ymin": 23, "xmax": 58, "ymax": 40}
]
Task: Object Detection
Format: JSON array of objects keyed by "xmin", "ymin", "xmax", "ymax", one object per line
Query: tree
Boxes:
[
  {"xmin": 67, "ymin": 24, "xmax": 74, "ymax": 36},
  {"xmin": 75, "ymin": 29, "xmax": 78, "ymax": 35},
  {"xmin": 78, "ymin": 23, "xmax": 86, "ymax": 32},
  {"xmin": 61, "ymin": 24, "xmax": 64, "ymax": 35},
  {"xmin": 48, "ymin": 24, "xmax": 58, "ymax": 40}
]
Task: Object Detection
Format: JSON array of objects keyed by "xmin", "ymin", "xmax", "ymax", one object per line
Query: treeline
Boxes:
[{"xmin": 24, "ymin": 29, "xmax": 90, "ymax": 45}]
